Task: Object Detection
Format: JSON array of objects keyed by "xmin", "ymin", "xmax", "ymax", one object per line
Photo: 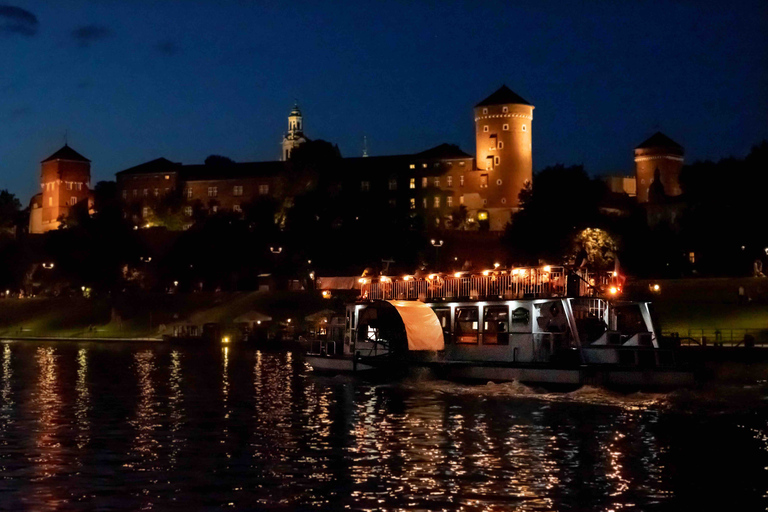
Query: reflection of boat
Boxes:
[{"xmin": 305, "ymin": 266, "xmax": 696, "ymax": 389}]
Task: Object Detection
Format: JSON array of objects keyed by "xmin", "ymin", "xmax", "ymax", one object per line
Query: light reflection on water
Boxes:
[{"xmin": 0, "ymin": 341, "xmax": 764, "ymax": 511}]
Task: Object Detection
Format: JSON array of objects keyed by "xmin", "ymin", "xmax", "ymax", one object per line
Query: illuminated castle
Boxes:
[
  {"xmin": 473, "ymin": 85, "xmax": 534, "ymax": 222},
  {"xmin": 29, "ymin": 145, "xmax": 92, "ymax": 234}
]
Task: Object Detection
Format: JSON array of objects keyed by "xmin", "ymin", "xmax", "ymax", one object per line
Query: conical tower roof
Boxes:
[
  {"xmin": 475, "ymin": 85, "xmax": 532, "ymax": 107},
  {"xmin": 41, "ymin": 144, "xmax": 90, "ymax": 163},
  {"xmin": 635, "ymin": 132, "xmax": 683, "ymax": 153}
]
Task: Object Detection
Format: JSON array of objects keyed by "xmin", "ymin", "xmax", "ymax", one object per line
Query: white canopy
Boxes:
[{"xmin": 386, "ymin": 300, "xmax": 444, "ymax": 351}]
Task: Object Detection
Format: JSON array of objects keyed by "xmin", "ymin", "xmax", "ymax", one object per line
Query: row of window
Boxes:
[
  {"xmin": 44, "ymin": 182, "xmax": 85, "ymax": 191},
  {"xmin": 122, "ymin": 184, "xmax": 270, "ymax": 200},
  {"xmin": 366, "ymin": 174, "xmax": 498, "ymax": 192},
  {"xmin": 409, "ymin": 161, "xmax": 467, "ymax": 170},
  {"xmin": 204, "ymin": 184, "xmax": 268, "ymax": 198},
  {"xmin": 481, "ymin": 106, "xmax": 511, "ymax": 115},
  {"xmin": 482, "ymin": 124, "xmax": 525, "ymax": 132},
  {"xmin": 42, "ymin": 196, "xmax": 79, "ymax": 207}
]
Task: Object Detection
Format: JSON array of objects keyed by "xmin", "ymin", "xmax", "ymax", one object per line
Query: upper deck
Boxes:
[{"xmin": 359, "ymin": 266, "xmax": 620, "ymax": 302}]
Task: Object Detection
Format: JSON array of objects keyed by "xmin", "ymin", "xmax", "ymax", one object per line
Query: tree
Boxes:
[
  {"xmin": 572, "ymin": 228, "xmax": 618, "ymax": 269},
  {"xmin": 0, "ymin": 190, "xmax": 21, "ymax": 235},
  {"xmin": 503, "ymin": 165, "xmax": 606, "ymax": 264}
]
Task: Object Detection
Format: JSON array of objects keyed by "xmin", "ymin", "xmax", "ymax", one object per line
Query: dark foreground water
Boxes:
[{"xmin": 0, "ymin": 341, "xmax": 766, "ymax": 511}]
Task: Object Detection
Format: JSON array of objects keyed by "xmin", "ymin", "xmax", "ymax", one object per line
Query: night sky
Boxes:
[{"xmin": 1, "ymin": 1, "xmax": 766, "ymax": 202}]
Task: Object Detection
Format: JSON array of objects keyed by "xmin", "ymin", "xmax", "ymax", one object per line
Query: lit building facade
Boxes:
[{"xmin": 116, "ymin": 86, "xmax": 537, "ymax": 231}]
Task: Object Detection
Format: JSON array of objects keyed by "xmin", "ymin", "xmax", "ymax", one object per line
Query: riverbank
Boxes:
[{"xmin": 0, "ymin": 291, "xmax": 333, "ymax": 340}]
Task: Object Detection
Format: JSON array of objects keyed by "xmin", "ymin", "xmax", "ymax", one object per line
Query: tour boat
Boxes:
[{"xmin": 305, "ymin": 266, "xmax": 696, "ymax": 389}]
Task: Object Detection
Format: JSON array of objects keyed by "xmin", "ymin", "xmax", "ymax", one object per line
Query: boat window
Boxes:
[
  {"xmin": 433, "ymin": 308, "xmax": 451, "ymax": 344},
  {"xmin": 454, "ymin": 307, "xmax": 479, "ymax": 344},
  {"xmin": 613, "ymin": 304, "xmax": 648, "ymax": 339},
  {"xmin": 535, "ymin": 301, "xmax": 568, "ymax": 333},
  {"xmin": 483, "ymin": 306, "xmax": 509, "ymax": 345}
]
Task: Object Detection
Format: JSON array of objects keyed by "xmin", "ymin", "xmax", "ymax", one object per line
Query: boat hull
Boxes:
[{"xmin": 305, "ymin": 355, "xmax": 374, "ymax": 373}]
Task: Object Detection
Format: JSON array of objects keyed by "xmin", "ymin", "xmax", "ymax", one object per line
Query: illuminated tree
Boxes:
[{"xmin": 572, "ymin": 228, "xmax": 617, "ymax": 269}]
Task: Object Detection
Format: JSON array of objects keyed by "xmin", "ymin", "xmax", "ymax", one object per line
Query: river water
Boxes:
[{"xmin": 0, "ymin": 341, "xmax": 765, "ymax": 511}]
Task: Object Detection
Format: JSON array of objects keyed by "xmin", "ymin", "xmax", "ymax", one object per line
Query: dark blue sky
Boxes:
[{"xmin": 1, "ymin": 1, "xmax": 766, "ymax": 201}]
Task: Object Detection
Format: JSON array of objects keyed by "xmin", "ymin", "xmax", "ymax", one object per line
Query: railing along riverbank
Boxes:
[{"xmin": 664, "ymin": 328, "xmax": 768, "ymax": 347}]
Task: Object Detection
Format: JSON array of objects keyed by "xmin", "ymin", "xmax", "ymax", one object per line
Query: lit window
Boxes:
[
  {"xmin": 483, "ymin": 125, "xmax": 489, "ymax": 133},
  {"xmin": 422, "ymin": 163, "xmax": 427, "ymax": 168},
  {"xmin": 459, "ymin": 161, "xmax": 465, "ymax": 166},
  {"xmin": 208, "ymin": 187, "xmax": 217, "ymax": 197},
  {"xmin": 460, "ymin": 176, "xmax": 464, "ymax": 186},
  {"xmin": 142, "ymin": 206, "xmax": 149, "ymax": 217},
  {"xmin": 409, "ymin": 178, "xmax": 415, "ymax": 189},
  {"xmin": 410, "ymin": 198, "xmax": 416, "ymax": 209},
  {"xmin": 502, "ymin": 106, "xmax": 508, "ymax": 113},
  {"xmin": 165, "ymin": 175, "xmax": 170, "ymax": 180},
  {"xmin": 481, "ymin": 174, "xmax": 489, "ymax": 188},
  {"xmin": 498, "ymin": 141, "xmax": 504, "ymax": 149},
  {"xmin": 212, "ymin": 205, "xmax": 218, "ymax": 213},
  {"xmin": 184, "ymin": 206, "xmax": 192, "ymax": 216},
  {"xmin": 503, "ymin": 124, "xmax": 509, "ymax": 131},
  {"xmin": 233, "ymin": 204, "xmax": 241, "ymax": 213},
  {"xmin": 422, "ymin": 197, "xmax": 427, "ymax": 208},
  {"xmin": 361, "ymin": 180, "xmax": 370, "ymax": 191},
  {"xmin": 522, "ymin": 124, "xmax": 527, "ymax": 132},
  {"xmin": 409, "ymin": 164, "xmax": 415, "ymax": 169},
  {"xmin": 494, "ymin": 156, "xmax": 500, "ymax": 165},
  {"xmin": 446, "ymin": 176, "xmax": 452, "ymax": 187},
  {"xmin": 447, "ymin": 196, "xmax": 453, "ymax": 207},
  {"xmin": 433, "ymin": 178, "xmax": 440, "ymax": 187},
  {"xmin": 233, "ymin": 185, "xmax": 243, "ymax": 196},
  {"xmin": 183, "ymin": 223, "xmax": 192, "ymax": 230},
  {"xmin": 478, "ymin": 210, "xmax": 488, "ymax": 220},
  {"xmin": 154, "ymin": 188, "xmax": 160, "ymax": 197},
  {"xmin": 434, "ymin": 196, "xmax": 440, "ymax": 208},
  {"xmin": 421, "ymin": 177, "xmax": 427, "ymax": 188},
  {"xmin": 482, "ymin": 108, "xmax": 488, "ymax": 114},
  {"xmin": 388, "ymin": 178, "xmax": 397, "ymax": 191},
  {"xmin": 185, "ymin": 188, "xmax": 192, "ymax": 199},
  {"xmin": 259, "ymin": 184, "xmax": 269, "ymax": 195},
  {"xmin": 460, "ymin": 195, "xmax": 464, "ymax": 205}
]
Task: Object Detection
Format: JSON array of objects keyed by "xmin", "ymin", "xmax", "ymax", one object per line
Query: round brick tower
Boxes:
[
  {"xmin": 37, "ymin": 145, "xmax": 91, "ymax": 232},
  {"xmin": 474, "ymin": 85, "xmax": 533, "ymax": 228},
  {"xmin": 634, "ymin": 132, "xmax": 684, "ymax": 203}
]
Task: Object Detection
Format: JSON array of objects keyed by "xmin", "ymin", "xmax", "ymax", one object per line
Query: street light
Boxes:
[
  {"xmin": 42, "ymin": 262, "xmax": 54, "ymax": 270},
  {"xmin": 270, "ymin": 246, "xmax": 283, "ymax": 254},
  {"xmin": 430, "ymin": 239, "xmax": 444, "ymax": 270}
]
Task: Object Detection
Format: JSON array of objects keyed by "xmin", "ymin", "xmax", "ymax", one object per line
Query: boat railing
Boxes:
[
  {"xmin": 308, "ymin": 339, "xmax": 338, "ymax": 356},
  {"xmin": 360, "ymin": 267, "xmax": 615, "ymax": 301}
]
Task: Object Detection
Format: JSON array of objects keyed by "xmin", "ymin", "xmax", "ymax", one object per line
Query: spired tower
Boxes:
[
  {"xmin": 281, "ymin": 102, "xmax": 307, "ymax": 161},
  {"xmin": 30, "ymin": 144, "xmax": 91, "ymax": 233},
  {"xmin": 634, "ymin": 132, "xmax": 684, "ymax": 203},
  {"xmin": 474, "ymin": 85, "xmax": 534, "ymax": 228}
]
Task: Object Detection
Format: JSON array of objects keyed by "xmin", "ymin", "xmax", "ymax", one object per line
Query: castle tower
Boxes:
[
  {"xmin": 31, "ymin": 144, "xmax": 91, "ymax": 233},
  {"xmin": 281, "ymin": 102, "xmax": 307, "ymax": 161},
  {"xmin": 634, "ymin": 132, "xmax": 684, "ymax": 203},
  {"xmin": 474, "ymin": 85, "xmax": 534, "ymax": 227}
]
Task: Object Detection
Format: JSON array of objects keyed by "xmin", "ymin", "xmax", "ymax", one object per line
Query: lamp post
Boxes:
[{"xmin": 430, "ymin": 239, "xmax": 444, "ymax": 270}]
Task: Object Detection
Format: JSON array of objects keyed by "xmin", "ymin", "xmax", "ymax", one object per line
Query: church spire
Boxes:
[{"xmin": 282, "ymin": 102, "xmax": 306, "ymax": 161}]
